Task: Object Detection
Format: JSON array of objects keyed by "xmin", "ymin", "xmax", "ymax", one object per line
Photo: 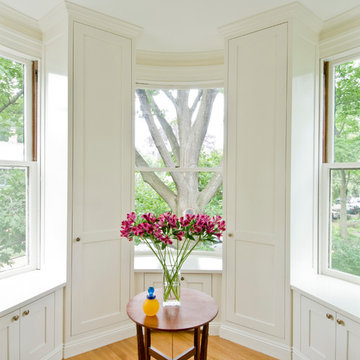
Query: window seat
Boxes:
[
  {"xmin": 291, "ymin": 274, "xmax": 360, "ymax": 322},
  {"xmin": 0, "ymin": 268, "xmax": 65, "ymax": 317}
]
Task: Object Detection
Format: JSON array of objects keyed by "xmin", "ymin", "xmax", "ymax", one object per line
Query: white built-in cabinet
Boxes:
[
  {"xmin": 294, "ymin": 293, "xmax": 360, "ymax": 360},
  {"xmin": 221, "ymin": 4, "xmax": 320, "ymax": 358},
  {"xmin": 0, "ymin": 292, "xmax": 61, "ymax": 360},
  {"xmin": 71, "ymin": 21, "xmax": 134, "ymax": 336},
  {"xmin": 224, "ymin": 23, "xmax": 287, "ymax": 337}
]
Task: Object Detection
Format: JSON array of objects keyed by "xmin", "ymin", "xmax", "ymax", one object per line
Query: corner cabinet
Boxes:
[
  {"xmin": 220, "ymin": 4, "xmax": 321, "ymax": 359},
  {"xmin": 71, "ymin": 21, "xmax": 134, "ymax": 336},
  {"xmin": 225, "ymin": 23, "xmax": 287, "ymax": 338}
]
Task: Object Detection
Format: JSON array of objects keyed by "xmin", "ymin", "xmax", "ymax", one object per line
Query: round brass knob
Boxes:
[
  {"xmin": 12, "ymin": 315, "xmax": 19, "ymax": 321},
  {"xmin": 228, "ymin": 233, "xmax": 233, "ymax": 237},
  {"xmin": 22, "ymin": 310, "xmax": 30, "ymax": 316},
  {"xmin": 181, "ymin": 276, "xmax": 185, "ymax": 281},
  {"xmin": 337, "ymin": 319, "xmax": 345, "ymax": 326},
  {"xmin": 326, "ymin": 313, "xmax": 334, "ymax": 320},
  {"xmin": 75, "ymin": 237, "xmax": 80, "ymax": 242}
]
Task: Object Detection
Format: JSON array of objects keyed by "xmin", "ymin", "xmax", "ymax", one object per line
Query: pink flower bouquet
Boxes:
[{"xmin": 121, "ymin": 212, "xmax": 226, "ymax": 304}]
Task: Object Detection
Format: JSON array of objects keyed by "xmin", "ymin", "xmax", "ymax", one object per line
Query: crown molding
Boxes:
[
  {"xmin": 38, "ymin": 2, "xmax": 68, "ymax": 35},
  {"xmin": 0, "ymin": 2, "xmax": 41, "ymax": 41},
  {"xmin": 0, "ymin": 3, "xmax": 42, "ymax": 58},
  {"xmin": 320, "ymin": 5, "xmax": 360, "ymax": 42},
  {"xmin": 136, "ymin": 50, "xmax": 224, "ymax": 67},
  {"xmin": 64, "ymin": 1, "xmax": 142, "ymax": 39},
  {"xmin": 218, "ymin": 1, "xmax": 322, "ymax": 40}
]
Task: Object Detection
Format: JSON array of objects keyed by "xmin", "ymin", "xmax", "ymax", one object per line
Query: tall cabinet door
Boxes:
[
  {"xmin": 72, "ymin": 22, "xmax": 133, "ymax": 335},
  {"xmin": 225, "ymin": 23, "xmax": 287, "ymax": 338},
  {"xmin": 0, "ymin": 311, "xmax": 20, "ymax": 360}
]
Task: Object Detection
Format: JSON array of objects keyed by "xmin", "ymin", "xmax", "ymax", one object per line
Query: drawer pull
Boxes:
[
  {"xmin": 75, "ymin": 237, "xmax": 81, "ymax": 242},
  {"xmin": 326, "ymin": 313, "xmax": 334, "ymax": 320},
  {"xmin": 22, "ymin": 310, "xmax": 30, "ymax": 316},
  {"xmin": 12, "ymin": 315, "xmax": 19, "ymax": 321},
  {"xmin": 181, "ymin": 276, "xmax": 185, "ymax": 281},
  {"xmin": 337, "ymin": 319, "xmax": 345, "ymax": 326}
]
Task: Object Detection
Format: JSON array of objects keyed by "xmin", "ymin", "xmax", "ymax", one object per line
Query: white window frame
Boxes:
[
  {"xmin": 133, "ymin": 85, "xmax": 224, "ymax": 261},
  {"xmin": 0, "ymin": 50, "xmax": 39, "ymax": 278},
  {"xmin": 319, "ymin": 53, "xmax": 360, "ymax": 285}
]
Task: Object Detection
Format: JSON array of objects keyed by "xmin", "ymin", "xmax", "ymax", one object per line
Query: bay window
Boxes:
[
  {"xmin": 0, "ymin": 52, "xmax": 38, "ymax": 276},
  {"xmin": 321, "ymin": 54, "xmax": 360, "ymax": 283}
]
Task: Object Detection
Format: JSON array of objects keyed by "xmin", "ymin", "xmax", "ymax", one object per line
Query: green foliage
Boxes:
[
  {"xmin": 0, "ymin": 56, "xmax": 26, "ymax": 268},
  {"xmin": 0, "ymin": 169, "xmax": 26, "ymax": 267},
  {"xmin": 0, "ymin": 56, "xmax": 24, "ymax": 143},
  {"xmin": 331, "ymin": 221, "xmax": 360, "ymax": 277}
]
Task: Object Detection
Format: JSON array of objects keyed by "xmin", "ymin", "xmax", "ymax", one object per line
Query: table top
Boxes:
[{"xmin": 126, "ymin": 288, "xmax": 218, "ymax": 331}]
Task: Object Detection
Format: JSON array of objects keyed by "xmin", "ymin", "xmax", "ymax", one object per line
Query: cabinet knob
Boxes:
[
  {"xmin": 75, "ymin": 237, "xmax": 81, "ymax": 242},
  {"xmin": 337, "ymin": 319, "xmax": 345, "ymax": 326},
  {"xmin": 22, "ymin": 310, "xmax": 30, "ymax": 316},
  {"xmin": 228, "ymin": 233, "xmax": 233, "ymax": 237},
  {"xmin": 12, "ymin": 315, "xmax": 19, "ymax": 321},
  {"xmin": 326, "ymin": 313, "xmax": 334, "ymax": 320},
  {"xmin": 181, "ymin": 276, "xmax": 185, "ymax": 281}
]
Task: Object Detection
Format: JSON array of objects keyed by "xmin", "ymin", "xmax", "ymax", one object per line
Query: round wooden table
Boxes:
[{"xmin": 127, "ymin": 288, "xmax": 218, "ymax": 360}]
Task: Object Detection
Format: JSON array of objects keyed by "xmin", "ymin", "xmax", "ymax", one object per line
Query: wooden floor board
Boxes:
[{"xmin": 67, "ymin": 333, "xmax": 278, "ymax": 360}]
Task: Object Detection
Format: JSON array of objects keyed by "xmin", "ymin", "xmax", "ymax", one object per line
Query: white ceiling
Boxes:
[{"xmin": 1, "ymin": 0, "xmax": 360, "ymax": 52}]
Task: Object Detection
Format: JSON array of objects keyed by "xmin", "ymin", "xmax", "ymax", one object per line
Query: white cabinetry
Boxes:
[
  {"xmin": 294, "ymin": 293, "xmax": 360, "ymax": 360},
  {"xmin": 0, "ymin": 293, "xmax": 57, "ymax": 360},
  {"xmin": 224, "ymin": 23, "xmax": 287, "ymax": 338},
  {"xmin": 142, "ymin": 273, "xmax": 212, "ymax": 295}
]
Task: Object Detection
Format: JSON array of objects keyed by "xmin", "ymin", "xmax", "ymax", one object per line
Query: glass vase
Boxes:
[{"xmin": 162, "ymin": 265, "xmax": 181, "ymax": 306}]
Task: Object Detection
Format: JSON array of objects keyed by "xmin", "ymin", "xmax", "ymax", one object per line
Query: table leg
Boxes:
[
  {"xmin": 136, "ymin": 325, "xmax": 145, "ymax": 360},
  {"xmin": 194, "ymin": 327, "xmax": 201, "ymax": 360},
  {"xmin": 144, "ymin": 327, "xmax": 151, "ymax": 360},
  {"xmin": 200, "ymin": 323, "xmax": 209, "ymax": 360}
]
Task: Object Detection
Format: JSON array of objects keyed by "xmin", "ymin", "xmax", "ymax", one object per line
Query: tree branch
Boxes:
[
  {"xmin": 152, "ymin": 100, "xmax": 180, "ymax": 163},
  {"xmin": 0, "ymin": 89, "xmax": 24, "ymax": 114},
  {"xmin": 135, "ymin": 151, "xmax": 177, "ymax": 211},
  {"xmin": 163, "ymin": 90, "xmax": 177, "ymax": 108},
  {"xmin": 136, "ymin": 89, "xmax": 176, "ymax": 168},
  {"xmin": 190, "ymin": 90, "xmax": 203, "ymax": 116},
  {"xmin": 198, "ymin": 171, "xmax": 223, "ymax": 211}
]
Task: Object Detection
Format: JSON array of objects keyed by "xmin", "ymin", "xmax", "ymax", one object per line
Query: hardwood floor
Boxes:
[{"xmin": 67, "ymin": 332, "xmax": 278, "ymax": 360}]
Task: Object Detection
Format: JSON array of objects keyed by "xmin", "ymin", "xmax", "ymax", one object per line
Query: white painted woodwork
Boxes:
[
  {"xmin": 143, "ymin": 273, "xmax": 212, "ymax": 296},
  {"xmin": 0, "ymin": 310, "xmax": 20, "ymax": 360},
  {"xmin": 294, "ymin": 292, "xmax": 360, "ymax": 360},
  {"xmin": 20, "ymin": 293, "xmax": 55, "ymax": 360},
  {"xmin": 225, "ymin": 23, "xmax": 287, "ymax": 338},
  {"xmin": 0, "ymin": 292, "xmax": 59, "ymax": 360},
  {"xmin": 336, "ymin": 314, "xmax": 360, "ymax": 360},
  {"xmin": 71, "ymin": 22, "xmax": 133, "ymax": 335},
  {"xmin": 300, "ymin": 296, "xmax": 336, "ymax": 360}
]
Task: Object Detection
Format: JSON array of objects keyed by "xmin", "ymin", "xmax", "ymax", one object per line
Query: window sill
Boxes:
[
  {"xmin": 134, "ymin": 252, "xmax": 222, "ymax": 273},
  {"xmin": 0, "ymin": 267, "xmax": 66, "ymax": 317},
  {"xmin": 291, "ymin": 274, "xmax": 360, "ymax": 322}
]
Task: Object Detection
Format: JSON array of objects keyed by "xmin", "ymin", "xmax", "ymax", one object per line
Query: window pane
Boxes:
[
  {"xmin": 329, "ymin": 169, "xmax": 360, "ymax": 277},
  {"xmin": 135, "ymin": 170, "xmax": 222, "ymax": 217},
  {"xmin": 333, "ymin": 59, "xmax": 360, "ymax": 163},
  {"xmin": 0, "ymin": 167, "xmax": 28, "ymax": 272},
  {"xmin": 135, "ymin": 89, "xmax": 223, "ymax": 168},
  {"xmin": 0, "ymin": 56, "xmax": 25, "ymax": 161}
]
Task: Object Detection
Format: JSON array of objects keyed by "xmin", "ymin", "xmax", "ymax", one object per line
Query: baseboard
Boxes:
[
  {"xmin": 63, "ymin": 323, "xmax": 135, "ymax": 358},
  {"xmin": 292, "ymin": 347, "xmax": 309, "ymax": 360},
  {"xmin": 219, "ymin": 324, "xmax": 291, "ymax": 360},
  {"xmin": 41, "ymin": 346, "xmax": 63, "ymax": 360},
  {"xmin": 209, "ymin": 321, "xmax": 221, "ymax": 336}
]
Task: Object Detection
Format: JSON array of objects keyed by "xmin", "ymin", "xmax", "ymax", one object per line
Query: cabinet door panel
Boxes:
[
  {"xmin": 72, "ymin": 22, "xmax": 133, "ymax": 335},
  {"xmin": 20, "ymin": 294, "xmax": 55, "ymax": 360},
  {"xmin": 144, "ymin": 273, "xmax": 212, "ymax": 295},
  {"xmin": 226, "ymin": 23, "xmax": 287, "ymax": 337},
  {"xmin": 0, "ymin": 310, "xmax": 20, "ymax": 360},
  {"xmin": 336, "ymin": 314, "xmax": 360, "ymax": 360},
  {"xmin": 300, "ymin": 297, "xmax": 335, "ymax": 360}
]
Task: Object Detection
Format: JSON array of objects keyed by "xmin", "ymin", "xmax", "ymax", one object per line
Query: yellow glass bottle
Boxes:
[{"xmin": 143, "ymin": 287, "xmax": 159, "ymax": 316}]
